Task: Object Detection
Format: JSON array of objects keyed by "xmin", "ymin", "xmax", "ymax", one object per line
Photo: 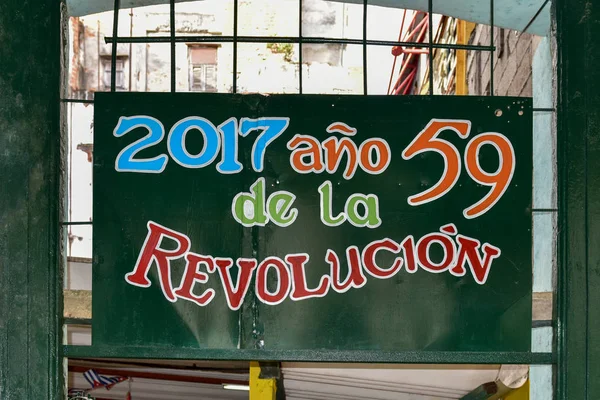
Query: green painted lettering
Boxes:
[
  {"xmin": 232, "ymin": 178, "xmax": 268, "ymax": 227},
  {"xmin": 318, "ymin": 181, "xmax": 345, "ymax": 226},
  {"xmin": 346, "ymin": 194, "xmax": 381, "ymax": 228},
  {"xmin": 267, "ymin": 192, "xmax": 298, "ymax": 227}
]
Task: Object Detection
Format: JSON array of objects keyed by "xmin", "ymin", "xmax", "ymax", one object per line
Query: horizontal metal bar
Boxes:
[
  {"xmin": 532, "ymin": 320, "xmax": 553, "ymax": 328},
  {"xmin": 60, "ymin": 98, "xmax": 94, "ymax": 104},
  {"xmin": 61, "ymin": 221, "xmax": 93, "ymax": 226},
  {"xmin": 64, "ymin": 318, "xmax": 92, "ymax": 326},
  {"xmin": 532, "ymin": 209, "xmax": 558, "ymax": 213},
  {"xmin": 63, "ymin": 346, "xmax": 554, "ymax": 364},
  {"xmin": 67, "ymin": 256, "xmax": 92, "ymax": 264},
  {"xmin": 105, "ymin": 35, "xmax": 495, "ymax": 52},
  {"xmin": 60, "ymin": 99, "xmax": 553, "ymax": 106}
]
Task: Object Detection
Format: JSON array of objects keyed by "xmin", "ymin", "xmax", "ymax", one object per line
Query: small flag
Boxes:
[{"xmin": 83, "ymin": 369, "xmax": 128, "ymax": 390}]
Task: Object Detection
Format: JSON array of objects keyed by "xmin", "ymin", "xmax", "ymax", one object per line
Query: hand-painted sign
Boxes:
[{"xmin": 93, "ymin": 93, "xmax": 532, "ymax": 353}]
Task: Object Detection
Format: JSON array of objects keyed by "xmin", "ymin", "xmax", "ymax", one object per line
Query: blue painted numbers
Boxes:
[
  {"xmin": 113, "ymin": 115, "xmax": 290, "ymax": 173},
  {"xmin": 114, "ymin": 116, "xmax": 169, "ymax": 173}
]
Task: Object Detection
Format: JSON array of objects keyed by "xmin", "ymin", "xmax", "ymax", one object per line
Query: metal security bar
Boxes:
[
  {"xmin": 489, "ymin": 0, "xmax": 494, "ymax": 96},
  {"xmin": 104, "ymin": 0, "xmax": 496, "ymax": 95},
  {"xmin": 99, "ymin": 35, "xmax": 495, "ymax": 49},
  {"xmin": 428, "ymin": 0, "xmax": 434, "ymax": 94},
  {"xmin": 61, "ymin": 0, "xmax": 557, "ymax": 365},
  {"xmin": 298, "ymin": 0, "xmax": 303, "ymax": 93},
  {"xmin": 59, "ymin": 0, "xmax": 557, "ymax": 217},
  {"xmin": 110, "ymin": 0, "xmax": 120, "ymax": 92},
  {"xmin": 55, "ymin": 0, "xmax": 560, "ymax": 99}
]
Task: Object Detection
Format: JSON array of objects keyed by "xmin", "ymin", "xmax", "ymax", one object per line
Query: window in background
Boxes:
[
  {"xmin": 101, "ymin": 56, "xmax": 127, "ymax": 90},
  {"xmin": 188, "ymin": 45, "xmax": 218, "ymax": 92}
]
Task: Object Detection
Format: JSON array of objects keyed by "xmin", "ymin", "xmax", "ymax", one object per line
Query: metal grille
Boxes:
[
  {"xmin": 60, "ymin": 0, "xmax": 556, "ymax": 366},
  {"xmin": 60, "ymin": 0, "xmax": 556, "ymax": 219}
]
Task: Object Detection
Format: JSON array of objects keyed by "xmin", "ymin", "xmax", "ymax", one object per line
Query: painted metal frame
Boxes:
[
  {"xmin": 555, "ymin": 0, "xmax": 600, "ymax": 398},
  {"xmin": 9, "ymin": 0, "xmax": 600, "ymax": 398},
  {"xmin": 61, "ymin": 0, "xmax": 554, "ymax": 365},
  {"xmin": 64, "ymin": 346, "xmax": 554, "ymax": 364},
  {"xmin": 0, "ymin": 1, "xmax": 63, "ymax": 399}
]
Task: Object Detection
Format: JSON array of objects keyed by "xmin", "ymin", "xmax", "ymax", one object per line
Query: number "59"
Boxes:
[{"xmin": 402, "ymin": 119, "xmax": 516, "ymax": 219}]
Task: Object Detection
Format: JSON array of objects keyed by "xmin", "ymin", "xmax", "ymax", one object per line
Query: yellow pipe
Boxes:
[
  {"xmin": 504, "ymin": 379, "xmax": 530, "ymax": 400},
  {"xmin": 250, "ymin": 361, "xmax": 277, "ymax": 400},
  {"xmin": 456, "ymin": 20, "xmax": 476, "ymax": 95}
]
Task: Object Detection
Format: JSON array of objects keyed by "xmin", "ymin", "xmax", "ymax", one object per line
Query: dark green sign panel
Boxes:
[{"xmin": 93, "ymin": 93, "xmax": 532, "ymax": 354}]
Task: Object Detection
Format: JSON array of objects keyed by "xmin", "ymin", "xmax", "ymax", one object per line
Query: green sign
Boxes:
[{"xmin": 93, "ymin": 93, "xmax": 532, "ymax": 354}]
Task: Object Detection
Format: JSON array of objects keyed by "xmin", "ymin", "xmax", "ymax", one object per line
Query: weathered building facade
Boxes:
[
  {"xmin": 467, "ymin": 26, "xmax": 538, "ymax": 97},
  {"xmin": 67, "ymin": 0, "xmax": 406, "ymax": 98}
]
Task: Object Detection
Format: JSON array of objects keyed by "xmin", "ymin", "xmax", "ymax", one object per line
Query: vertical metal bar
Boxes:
[
  {"xmin": 428, "ymin": 0, "xmax": 434, "ymax": 96},
  {"xmin": 0, "ymin": 1, "xmax": 63, "ymax": 398},
  {"xmin": 233, "ymin": 0, "xmax": 239, "ymax": 94},
  {"xmin": 387, "ymin": 10, "xmax": 407, "ymax": 95},
  {"xmin": 129, "ymin": 8, "xmax": 133, "ymax": 91},
  {"xmin": 555, "ymin": 1, "xmax": 600, "ymax": 397},
  {"xmin": 298, "ymin": 0, "xmax": 303, "ymax": 94},
  {"xmin": 110, "ymin": 0, "xmax": 121, "ymax": 92},
  {"xmin": 170, "ymin": 0, "xmax": 176, "ymax": 92},
  {"xmin": 362, "ymin": 0, "xmax": 368, "ymax": 95},
  {"xmin": 489, "ymin": 0, "xmax": 494, "ymax": 96}
]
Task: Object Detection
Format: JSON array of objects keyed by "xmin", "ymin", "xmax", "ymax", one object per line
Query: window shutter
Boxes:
[
  {"xmin": 205, "ymin": 65, "xmax": 217, "ymax": 92},
  {"xmin": 192, "ymin": 66, "xmax": 204, "ymax": 91}
]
